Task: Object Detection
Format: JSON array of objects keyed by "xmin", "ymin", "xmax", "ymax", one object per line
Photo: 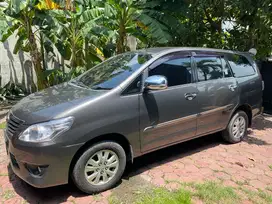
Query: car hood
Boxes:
[{"xmin": 11, "ymin": 82, "xmax": 108, "ymax": 124}]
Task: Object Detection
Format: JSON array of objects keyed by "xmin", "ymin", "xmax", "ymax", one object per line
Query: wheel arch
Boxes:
[
  {"xmin": 68, "ymin": 133, "xmax": 133, "ymax": 179},
  {"xmin": 233, "ymin": 104, "xmax": 252, "ymax": 127}
]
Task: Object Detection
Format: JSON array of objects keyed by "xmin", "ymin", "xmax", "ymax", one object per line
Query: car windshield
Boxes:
[{"xmin": 72, "ymin": 52, "xmax": 152, "ymax": 90}]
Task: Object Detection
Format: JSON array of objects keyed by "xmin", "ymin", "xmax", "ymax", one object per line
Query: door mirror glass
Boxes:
[{"xmin": 144, "ymin": 75, "xmax": 168, "ymax": 90}]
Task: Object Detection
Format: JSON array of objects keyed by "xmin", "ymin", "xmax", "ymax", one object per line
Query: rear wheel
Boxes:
[
  {"xmin": 72, "ymin": 141, "xmax": 126, "ymax": 194},
  {"xmin": 222, "ymin": 111, "xmax": 248, "ymax": 143}
]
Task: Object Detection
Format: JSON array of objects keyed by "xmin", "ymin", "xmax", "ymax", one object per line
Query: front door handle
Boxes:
[
  {"xmin": 229, "ymin": 85, "xmax": 237, "ymax": 91},
  {"xmin": 184, "ymin": 93, "xmax": 197, "ymax": 101}
]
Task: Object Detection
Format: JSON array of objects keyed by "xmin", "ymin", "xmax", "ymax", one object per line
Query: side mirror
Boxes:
[{"xmin": 144, "ymin": 75, "xmax": 168, "ymax": 91}]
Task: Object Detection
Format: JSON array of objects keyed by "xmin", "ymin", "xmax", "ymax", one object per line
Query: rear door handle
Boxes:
[
  {"xmin": 184, "ymin": 93, "xmax": 197, "ymax": 101},
  {"xmin": 229, "ymin": 85, "xmax": 237, "ymax": 91}
]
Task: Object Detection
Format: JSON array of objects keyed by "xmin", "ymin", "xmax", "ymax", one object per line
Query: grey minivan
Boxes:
[{"xmin": 5, "ymin": 47, "xmax": 263, "ymax": 194}]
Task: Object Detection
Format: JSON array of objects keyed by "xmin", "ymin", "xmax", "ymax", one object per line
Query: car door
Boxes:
[
  {"xmin": 139, "ymin": 52, "xmax": 199, "ymax": 152},
  {"xmin": 226, "ymin": 53, "xmax": 263, "ymax": 117},
  {"xmin": 193, "ymin": 52, "xmax": 239, "ymax": 136}
]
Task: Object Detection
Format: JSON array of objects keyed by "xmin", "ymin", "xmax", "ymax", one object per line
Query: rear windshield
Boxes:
[
  {"xmin": 72, "ymin": 52, "xmax": 152, "ymax": 90},
  {"xmin": 226, "ymin": 54, "xmax": 255, "ymax": 77}
]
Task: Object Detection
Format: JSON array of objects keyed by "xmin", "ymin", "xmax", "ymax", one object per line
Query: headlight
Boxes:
[{"xmin": 19, "ymin": 117, "xmax": 74, "ymax": 142}]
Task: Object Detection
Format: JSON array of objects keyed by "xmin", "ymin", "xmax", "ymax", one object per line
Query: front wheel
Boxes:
[
  {"xmin": 222, "ymin": 111, "xmax": 249, "ymax": 144},
  {"xmin": 72, "ymin": 141, "xmax": 126, "ymax": 194}
]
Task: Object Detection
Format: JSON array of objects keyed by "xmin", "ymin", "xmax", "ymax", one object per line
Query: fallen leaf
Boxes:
[{"xmin": 235, "ymin": 162, "xmax": 244, "ymax": 167}]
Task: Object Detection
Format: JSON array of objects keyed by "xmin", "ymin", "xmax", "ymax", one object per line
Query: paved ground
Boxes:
[{"xmin": 0, "ymin": 115, "xmax": 272, "ymax": 203}]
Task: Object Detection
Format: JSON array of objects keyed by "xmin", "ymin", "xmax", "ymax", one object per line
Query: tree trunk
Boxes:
[
  {"xmin": 28, "ymin": 28, "xmax": 46, "ymax": 90},
  {"xmin": 117, "ymin": 18, "xmax": 126, "ymax": 54},
  {"xmin": 66, "ymin": 0, "xmax": 74, "ymax": 11}
]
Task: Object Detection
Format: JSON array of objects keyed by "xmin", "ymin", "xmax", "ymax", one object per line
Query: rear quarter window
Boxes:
[{"xmin": 226, "ymin": 54, "xmax": 255, "ymax": 77}]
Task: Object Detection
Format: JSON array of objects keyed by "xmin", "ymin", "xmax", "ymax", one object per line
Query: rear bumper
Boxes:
[{"xmin": 5, "ymin": 131, "xmax": 82, "ymax": 188}]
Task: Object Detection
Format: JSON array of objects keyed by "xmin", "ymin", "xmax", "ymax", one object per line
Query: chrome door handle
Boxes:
[
  {"xmin": 184, "ymin": 93, "xmax": 197, "ymax": 101},
  {"xmin": 229, "ymin": 85, "xmax": 237, "ymax": 91}
]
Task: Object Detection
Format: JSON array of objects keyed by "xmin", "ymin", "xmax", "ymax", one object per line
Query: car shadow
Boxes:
[
  {"xmin": 251, "ymin": 114, "xmax": 272, "ymax": 131},
  {"xmin": 124, "ymin": 133, "xmax": 222, "ymax": 178},
  {"xmin": 242, "ymin": 115, "xmax": 272, "ymax": 146}
]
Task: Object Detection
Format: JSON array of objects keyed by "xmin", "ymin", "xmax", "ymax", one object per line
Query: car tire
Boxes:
[
  {"xmin": 72, "ymin": 141, "xmax": 126, "ymax": 194},
  {"xmin": 222, "ymin": 111, "xmax": 249, "ymax": 144}
]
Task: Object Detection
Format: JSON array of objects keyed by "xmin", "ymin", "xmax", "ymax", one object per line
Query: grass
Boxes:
[
  {"xmin": 266, "ymin": 185, "xmax": 272, "ymax": 192},
  {"xmin": 187, "ymin": 181, "xmax": 239, "ymax": 204},
  {"xmin": 239, "ymin": 187, "xmax": 272, "ymax": 204},
  {"xmin": 257, "ymin": 190, "xmax": 272, "ymax": 203},
  {"xmin": 108, "ymin": 177, "xmax": 272, "ymax": 204},
  {"xmin": 269, "ymin": 165, "xmax": 272, "ymax": 171},
  {"xmin": 0, "ymin": 121, "xmax": 6, "ymax": 129},
  {"xmin": 235, "ymin": 180, "xmax": 250, "ymax": 186},
  {"xmin": 135, "ymin": 187, "xmax": 191, "ymax": 204},
  {"xmin": 2, "ymin": 190, "xmax": 15, "ymax": 200},
  {"xmin": 109, "ymin": 181, "xmax": 241, "ymax": 204}
]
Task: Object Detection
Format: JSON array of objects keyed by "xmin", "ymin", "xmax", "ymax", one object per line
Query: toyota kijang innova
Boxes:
[{"xmin": 4, "ymin": 47, "xmax": 263, "ymax": 194}]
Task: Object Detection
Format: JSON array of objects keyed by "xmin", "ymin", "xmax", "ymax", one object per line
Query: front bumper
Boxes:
[{"xmin": 4, "ymin": 130, "xmax": 82, "ymax": 188}]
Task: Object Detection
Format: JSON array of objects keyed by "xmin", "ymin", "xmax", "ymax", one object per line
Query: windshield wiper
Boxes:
[
  {"xmin": 70, "ymin": 80, "xmax": 90, "ymax": 89},
  {"xmin": 91, "ymin": 86, "xmax": 112, "ymax": 90}
]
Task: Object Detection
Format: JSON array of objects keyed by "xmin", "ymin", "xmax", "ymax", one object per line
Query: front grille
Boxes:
[{"xmin": 6, "ymin": 113, "xmax": 24, "ymax": 136}]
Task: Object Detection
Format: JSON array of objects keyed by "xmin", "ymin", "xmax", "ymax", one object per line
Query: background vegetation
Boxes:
[{"xmin": 0, "ymin": 0, "xmax": 271, "ymax": 100}]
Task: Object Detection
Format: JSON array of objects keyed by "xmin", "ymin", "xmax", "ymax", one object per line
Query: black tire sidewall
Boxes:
[
  {"xmin": 226, "ymin": 111, "xmax": 248, "ymax": 143},
  {"xmin": 72, "ymin": 141, "xmax": 126, "ymax": 194}
]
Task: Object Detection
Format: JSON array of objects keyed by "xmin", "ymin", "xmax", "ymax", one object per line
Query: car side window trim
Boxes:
[
  {"xmin": 121, "ymin": 73, "xmax": 144, "ymax": 96},
  {"xmin": 224, "ymin": 56, "xmax": 235, "ymax": 77},
  {"xmin": 193, "ymin": 53, "xmax": 225, "ymax": 82},
  {"xmin": 147, "ymin": 52, "xmax": 195, "ymax": 89},
  {"xmin": 225, "ymin": 53, "xmax": 256, "ymax": 78},
  {"xmin": 221, "ymin": 56, "xmax": 234, "ymax": 78}
]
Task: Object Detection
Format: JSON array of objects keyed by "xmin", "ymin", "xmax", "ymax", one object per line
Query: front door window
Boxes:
[{"xmin": 149, "ymin": 56, "xmax": 192, "ymax": 87}]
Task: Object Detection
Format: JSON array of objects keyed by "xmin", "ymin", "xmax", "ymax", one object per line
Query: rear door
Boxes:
[
  {"xmin": 226, "ymin": 53, "xmax": 263, "ymax": 117},
  {"xmin": 193, "ymin": 52, "xmax": 239, "ymax": 136}
]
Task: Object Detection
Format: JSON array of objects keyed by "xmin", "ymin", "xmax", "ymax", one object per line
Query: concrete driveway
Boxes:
[{"xmin": 0, "ymin": 115, "xmax": 272, "ymax": 203}]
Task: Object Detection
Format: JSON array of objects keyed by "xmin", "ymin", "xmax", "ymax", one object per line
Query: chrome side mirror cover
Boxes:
[{"xmin": 144, "ymin": 75, "xmax": 168, "ymax": 91}]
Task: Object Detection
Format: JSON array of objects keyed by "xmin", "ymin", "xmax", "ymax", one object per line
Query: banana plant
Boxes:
[
  {"xmin": 0, "ymin": 0, "xmax": 50, "ymax": 90},
  {"xmin": 0, "ymin": 0, "xmax": 108, "ymax": 89},
  {"xmin": 36, "ymin": 0, "xmax": 115, "ymax": 70},
  {"xmin": 43, "ymin": 7, "xmax": 106, "ymax": 68},
  {"xmin": 87, "ymin": 0, "xmax": 183, "ymax": 53}
]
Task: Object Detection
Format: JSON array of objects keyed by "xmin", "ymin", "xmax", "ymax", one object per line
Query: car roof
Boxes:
[{"xmin": 139, "ymin": 47, "xmax": 245, "ymax": 56}]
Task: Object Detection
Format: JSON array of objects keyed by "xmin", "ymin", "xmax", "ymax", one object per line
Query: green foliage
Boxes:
[
  {"xmin": 0, "ymin": 121, "xmax": 6, "ymax": 129},
  {"xmin": 2, "ymin": 190, "xmax": 15, "ymax": 200},
  {"xmin": 109, "ymin": 181, "xmax": 242, "ymax": 204},
  {"xmin": 269, "ymin": 165, "xmax": 272, "ymax": 170},
  {"xmin": 0, "ymin": 0, "xmax": 271, "ymax": 96},
  {"xmin": 240, "ymin": 186, "xmax": 272, "ymax": 204},
  {"xmin": 189, "ymin": 182, "xmax": 239, "ymax": 204},
  {"xmin": 43, "ymin": 66, "xmax": 86, "ymax": 86},
  {"xmin": 0, "ymin": 82, "xmax": 26, "ymax": 101},
  {"xmin": 167, "ymin": 0, "xmax": 272, "ymax": 59},
  {"xmin": 135, "ymin": 187, "xmax": 192, "ymax": 204}
]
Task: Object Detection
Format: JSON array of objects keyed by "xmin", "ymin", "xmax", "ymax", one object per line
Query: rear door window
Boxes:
[
  {"xmin": 195, "ymin": 56, "xmax": 223, "ymax": 82},
  {"xmin": 226, "ymin": 54, "xmax": 255, "ymax": 77}
]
